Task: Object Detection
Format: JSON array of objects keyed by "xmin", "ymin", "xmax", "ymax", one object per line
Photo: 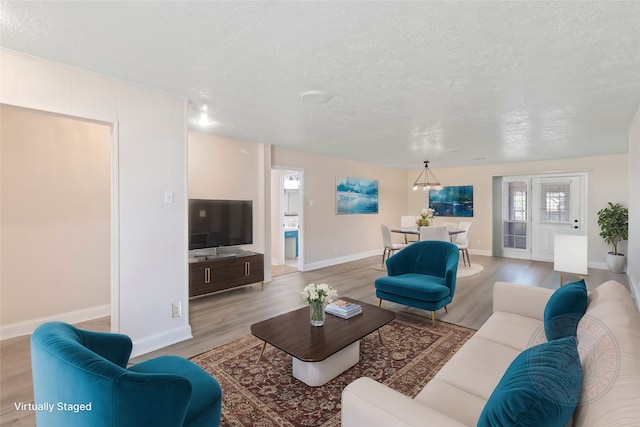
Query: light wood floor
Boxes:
[
  {"xmin": 271, "ymin": 263, "xmax": 299, "ymax": 277},
  {"xmin": 0, "ymin": 255, "xmax": 630, "ymax": 426}
]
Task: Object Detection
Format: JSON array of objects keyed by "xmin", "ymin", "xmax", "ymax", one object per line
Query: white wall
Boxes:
[
  {"xmin": 628, "ymin": 105, "xmax": 640, "ymax": 304},
  {"xmin": 272, "ymin": 147, "xmax": 408, "ymax": 269},
  {"xmin": 116, "ymin": 85, "xmax": 189, "ymax": 355},
  {"xmin": 0, "ymin": 49, "xmax": 190, "ymax": 356},
  {"xmin": 407, "ymin": 154, "xmax": 629, "ymax": 269}
]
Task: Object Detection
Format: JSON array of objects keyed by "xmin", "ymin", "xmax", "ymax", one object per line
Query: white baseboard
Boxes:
[
  {"xmin": 303, "ymin": 249, "xmax": 381, "ymax": 271},
  {"xmin": 0, "ymin": 304, "xmax": 110, "ymax": 340},
  {"xmin": 303, "ymin": 247, "xmax": 492, "ymax": 272},
  {"xmin": 130, "ymin": 324, "xmax": 193, "ymax": 358},
  {"xmin": 469, "ymin": 248, "xmax": 492, "ymax": 257},
  {"xmin": 588, "ymin": 261, "xmax": 609, "ymax": 270}
]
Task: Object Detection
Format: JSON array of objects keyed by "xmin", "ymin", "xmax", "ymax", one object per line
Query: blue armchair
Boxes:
[
  {"xmin": 375, "ymin": 240, "xmax": 459, "ymax": 327},
  {"xmin": 31, "ymin": 321, "xmax": 222, "ymax": 427}
]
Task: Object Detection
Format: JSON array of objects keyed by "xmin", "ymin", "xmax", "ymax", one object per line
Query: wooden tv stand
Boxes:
[{"xmin": 189, "ymin": 252, "xmax": 264, "ymax": 298}]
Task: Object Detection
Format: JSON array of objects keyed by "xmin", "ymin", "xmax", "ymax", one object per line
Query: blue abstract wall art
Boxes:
[
  {"xmin": 429, "ymin": 185, "xmax": 474, "ymax": 217},
  {"xmin": 336, "ymin": 176, "xmax": 379, "ymax": 214}
]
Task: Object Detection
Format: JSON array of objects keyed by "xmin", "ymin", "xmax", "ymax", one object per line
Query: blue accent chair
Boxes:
[
  {"xmin": 31, "ymin": 321, "xmax": 222, "ymax": 427},
  {"xmin": 375, "ymin": 240, "xmax": 459, "ymax": 327}
]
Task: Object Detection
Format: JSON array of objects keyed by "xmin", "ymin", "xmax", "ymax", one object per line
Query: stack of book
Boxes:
[{"xmin": 325, "ymin": 300, "xmax": 362, "ymax": 319}]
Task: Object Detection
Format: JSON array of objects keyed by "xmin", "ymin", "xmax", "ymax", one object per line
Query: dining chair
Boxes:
[
  {"xmin": 443, "ymin": 222, "xmax": 458, "ymax": 232},
  {"xmin": 400, "ymin": 216, "xmax": 417, "ymax": 228},
  {"xmin": 455, "ymin": 222, "xmax": 472, "ymax": 266},
  {"xmin": 380, "ymin": 224, "xmax": 407, "ymax": 268},
  {"xmin": 400, "ymin": 216, "xmax": 418, "ymax": 242},
  {"xmin": 419, "ymin": 226, "xmax": 449, "ymax": 242}
]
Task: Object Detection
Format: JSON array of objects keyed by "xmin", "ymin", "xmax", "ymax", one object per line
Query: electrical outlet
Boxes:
[{"xmin": 172, "ymin": 302, "xmax": 181, "ymax": 318}]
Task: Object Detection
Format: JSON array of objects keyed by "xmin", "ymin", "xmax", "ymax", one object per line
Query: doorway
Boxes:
[
  {"xmin": 500, "ymin": 173, "xmax": 587, "ymax": 261},
  {"xmin": 270, "ymin": 168, "xmax": 303, "ymax": 276}
]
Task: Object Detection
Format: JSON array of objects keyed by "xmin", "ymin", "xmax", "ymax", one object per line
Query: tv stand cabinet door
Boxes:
[
  {"xmin": 212, "ymin": 254, "xmax": 264, "ymax": 292},
  {"xmin": 242, "ymin": 253, "xmax": 264, "ymax": 284},
  {"xmin": 189, "ymin": 261, "xmax": 215, "ymax": 297}
]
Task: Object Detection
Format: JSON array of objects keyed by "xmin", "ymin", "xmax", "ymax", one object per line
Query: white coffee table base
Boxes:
[{"xmin": 292, "ymin": 341, "xmax": 360, "ymax": 387}]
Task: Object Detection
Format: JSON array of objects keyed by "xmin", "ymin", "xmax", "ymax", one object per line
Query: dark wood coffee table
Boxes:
[{"xmin": 251, "ymin": 297, "xmax": 395, "ymax": 386}]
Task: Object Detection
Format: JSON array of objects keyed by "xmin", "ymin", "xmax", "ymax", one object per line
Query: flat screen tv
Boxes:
[{"xmin": 189, "ymin": 199, "xmax": 253, "ymax": 250}]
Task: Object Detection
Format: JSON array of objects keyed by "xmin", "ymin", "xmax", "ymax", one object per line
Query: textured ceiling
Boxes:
[{"xmin": 1, "ymin": 1, "xmax": 639, "ymax": 169}]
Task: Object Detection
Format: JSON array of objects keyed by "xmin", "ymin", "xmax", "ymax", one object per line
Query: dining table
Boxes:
[{"xmin": 390, "ymin": 227, "xmax": 464, "ymax": 243}]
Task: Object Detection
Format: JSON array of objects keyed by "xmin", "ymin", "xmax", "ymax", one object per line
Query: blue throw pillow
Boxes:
[
  {"xmin": 478, "ymin": 337, "xmax": 583, "ymax": 427},
  {"xmin": 543, "ymin": 279, "xmax": 588, "ymax": 341}
]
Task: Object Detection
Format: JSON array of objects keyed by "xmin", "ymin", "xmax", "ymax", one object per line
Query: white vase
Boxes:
[{"xmin": 606, "ymin": 252, "xmax": 626, "ymax": 273}]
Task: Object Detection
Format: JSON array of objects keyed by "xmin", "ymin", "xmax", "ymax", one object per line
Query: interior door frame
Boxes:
[{"xmin": 271, "ymin": 165, "xmax": 305, "ymax": 272}]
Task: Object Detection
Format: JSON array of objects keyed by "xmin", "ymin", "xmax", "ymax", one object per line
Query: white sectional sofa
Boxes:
[{"xmin": 342, "ymin": 280, "xmax": 640, "ymax": 426}]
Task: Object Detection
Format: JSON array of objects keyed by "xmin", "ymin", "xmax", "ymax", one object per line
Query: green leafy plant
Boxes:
[{"xmin": 596, "ymin": 202, "xmax": 628, "ymax": 255}]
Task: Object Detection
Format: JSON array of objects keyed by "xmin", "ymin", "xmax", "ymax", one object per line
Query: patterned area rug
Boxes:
[{"xmin": 191, "ymin": 312, "xmax": 475, "ymax": 426}]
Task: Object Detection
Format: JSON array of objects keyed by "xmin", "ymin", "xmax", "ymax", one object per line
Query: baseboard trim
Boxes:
[
  {"xmin": 303, "ymin": 249, "xmax": 381, "ymax": 271},
  {"xmin": 469, "ymin": 248, "xmax": 492, "ymax": 257},
  {"xmin": 0, "ymin": 304, "xmax": 111, "ymax": 340},
  {"xmin": 130, "ymin": 324, "xmax": 193, "ymax": 358},
  {"xmin": 303, "ymin": 247, "xmax": 493, "ymax": 271},
  {"xmin": 588, "ymin": 261, "xmax": 608, "ymax": 270}
]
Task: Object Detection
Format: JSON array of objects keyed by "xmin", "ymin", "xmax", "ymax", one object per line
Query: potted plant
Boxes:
[{"xmin": 596, "ymin": 202, "xmax": 628, "ymax": 273}]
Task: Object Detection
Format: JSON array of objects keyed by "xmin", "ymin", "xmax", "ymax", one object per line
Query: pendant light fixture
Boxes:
[{"xmin": 412, "ymin": 160, "xmax": 443, "ymax": 191}]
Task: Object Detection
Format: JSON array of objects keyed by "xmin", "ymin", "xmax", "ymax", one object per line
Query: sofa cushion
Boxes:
[
  {"xmin": 415, "ymin": 335, "xmax": 521, "ymax": 425},
  {"xmin": 474, "ymin": 312, "xmax": 544, "ymax": 352},
  {"xmin": 478, "ymin": 336, "xmax": 582, "ymax": 427},
  {"xmin": 414, "ymin": 379, "xmax": 487, "ymax": 426},
  {"xmin": 544, "ymin": 279, "xmax": 588, "ymax": 340}
]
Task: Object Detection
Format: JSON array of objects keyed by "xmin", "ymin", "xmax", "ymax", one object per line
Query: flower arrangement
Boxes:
[
  {"xmin": 302, "ymin": 283, "xmax": 338, "ymax": 305},
  {"xmin": 302, "ymin": 283, "xmax": 338, "ymax": 326},
  {"xmin": 416, "ymin": 208, "xmax": 435, "ymax": 227}
]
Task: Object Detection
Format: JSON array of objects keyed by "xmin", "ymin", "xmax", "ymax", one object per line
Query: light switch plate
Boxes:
[{"xmin": 164, "ymin": 191, "xmax": 174, "ymax": 204}]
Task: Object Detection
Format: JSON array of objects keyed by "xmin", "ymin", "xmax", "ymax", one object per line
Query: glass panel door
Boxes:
[{"xmin": 502, "ymin": 180, "xmax": 529, "ymax": 258}]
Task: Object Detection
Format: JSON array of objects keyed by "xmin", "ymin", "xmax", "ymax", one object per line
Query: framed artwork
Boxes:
[
  {"xmin": 336, "ymin": 176, "xmax": 379, "ymax": 214},
  {"xmin": 429, "ymin": 185, "xmax": 474, "ymax": 217}
]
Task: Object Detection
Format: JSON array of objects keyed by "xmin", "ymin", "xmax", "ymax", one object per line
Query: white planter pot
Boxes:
[{"xmin": 606, "ymin": 252, "xmax": 626, "ymax": 273}]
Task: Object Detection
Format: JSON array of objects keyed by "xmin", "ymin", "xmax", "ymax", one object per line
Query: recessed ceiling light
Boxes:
[
  {"xmin": 191, "ymin": 112, "xmax": 217, "ymax": 127},
  {"xmin": 298, "ymin": 90, "xmax": 332, "ymax": 104}
]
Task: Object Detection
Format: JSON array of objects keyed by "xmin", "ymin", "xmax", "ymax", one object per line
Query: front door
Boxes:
[{"xmin": 530, "ymin": 175, "xmax": 585, "ymax": 262}]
